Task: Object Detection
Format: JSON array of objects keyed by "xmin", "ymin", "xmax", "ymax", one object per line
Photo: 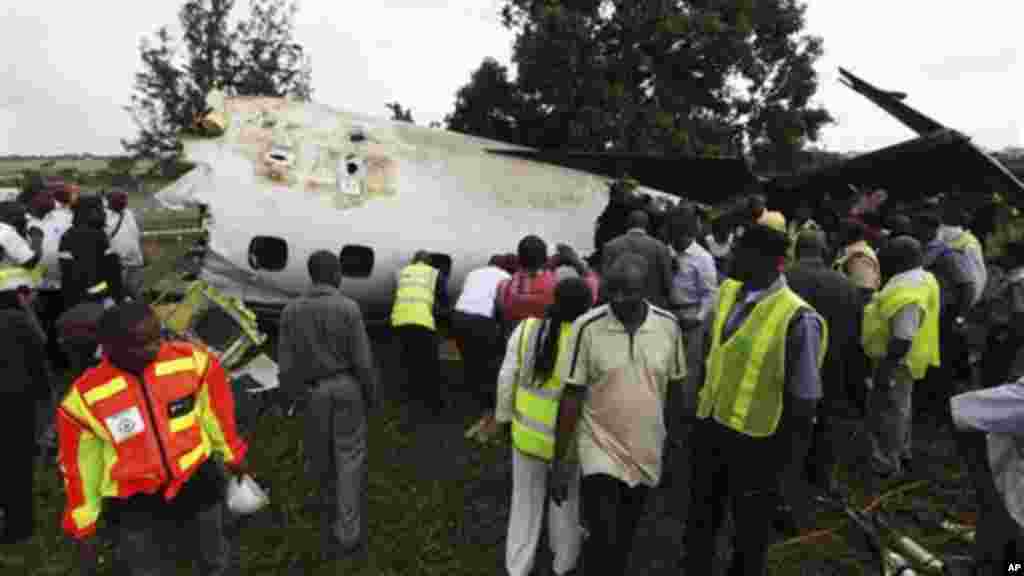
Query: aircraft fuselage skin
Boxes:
[{"xmin": 155, "ymin": 94, "xmax": 677, "ymax": 325}]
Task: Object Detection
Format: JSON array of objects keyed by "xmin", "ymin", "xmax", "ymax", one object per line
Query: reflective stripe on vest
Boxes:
[
  {"xmin": 391, "ymin": 263, "xmax": 438, "ymax": 330},
  {"xmin": 0, "ymin": 265, "xmax": 36, "ymax": 291},
  {"xmin": 861, "ymin": 272, "xmax": 941, "ymax": 380},
  {"xmin": 511, "ymin": 317, "xmax": 571, "ymax": 461},
  {"xmin": 698, "ymin": 279, "xmax": 827, "ymax": 438}
]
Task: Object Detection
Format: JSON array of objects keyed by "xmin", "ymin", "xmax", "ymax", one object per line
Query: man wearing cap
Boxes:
[
  {"xmin": 57, "ymin": 301, "xmax": 248, "ymax": 576},
  {"xmin": 685, "ymin": 218, "xmax": 827, "ymax": 575},
  {"xmin": 862, "ymin": 237, "xmax": 941, "ymax": 478},
  {"xmin": 105, "ymin": 189, "xmax": 145, "ymax": 301}
]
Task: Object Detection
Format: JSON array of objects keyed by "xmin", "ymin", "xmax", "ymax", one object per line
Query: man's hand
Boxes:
[
  {"xmin": 549, "ymin": 459, "xmax": 575, "ymax": 505},
  {"xmin": 77, "ymin": 536, "xmax": 100, "ymax": 576},
  {"xmin": 226, "ymin": 458, "xmax": 250, "ymax": 478}
]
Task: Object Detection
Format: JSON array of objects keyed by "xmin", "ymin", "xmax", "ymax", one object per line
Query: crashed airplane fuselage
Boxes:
[{"xmin": 155, "ymin": 92, "xmax": 680, "ymax": 324}]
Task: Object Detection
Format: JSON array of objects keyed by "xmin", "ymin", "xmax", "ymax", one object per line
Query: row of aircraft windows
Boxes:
[
  {"xmin": 247, "ymin": 236, "xmax": 375, "ymax": 278},
  {"xmin": 246, "ymin": 236, "xmax": 454, "ymax": 279}
]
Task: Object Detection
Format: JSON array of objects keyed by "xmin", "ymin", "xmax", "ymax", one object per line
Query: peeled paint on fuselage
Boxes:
[{"xmin": 160, "ymin": 93, "xmax": 677, "ymax": 321}]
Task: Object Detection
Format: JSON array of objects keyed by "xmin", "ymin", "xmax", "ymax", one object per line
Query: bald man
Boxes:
[
  {"xmin": 601, "ymin": 210, "xmax": 679, "ymax": 309},
  {"xmin": 278, "ymin": 251, "xmax": 377, "ymax": 562}
]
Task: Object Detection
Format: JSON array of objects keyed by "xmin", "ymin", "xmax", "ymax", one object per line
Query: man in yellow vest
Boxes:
[
  {"xmin": 862, "ymin": 236, "xmax": 941, "ymax": 478},
  {"xmin": 685, "ymin": 220, "xmax": 828, "ymax": 576},
  {"xmin": 391, "ymin": 250, "xmax": 448, "ymax": 414},
  {"xmin": 939, "ymin": 201, "xmax": 986, "ymax": 306},
  {"xmin": 495, "ymin": 277, "xmax": 594, "ymax": 576}
]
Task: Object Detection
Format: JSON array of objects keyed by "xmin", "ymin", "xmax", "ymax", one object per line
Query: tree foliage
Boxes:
[
  {"xmin": 122, "ymin": 0, "xmax": 313, "ymax": 169},
  {"xmin": 386, "ymin": 102, "xmax": 415, "ymax": 123},
  {"xmin": 447, "ymin": 0, "xmax": 832, "ymax": 170}
]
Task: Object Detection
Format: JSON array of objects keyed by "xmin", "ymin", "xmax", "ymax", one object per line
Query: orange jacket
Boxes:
[{"xmin": 57, "ymin": 341, "xmax": 247, "ymax": 539}]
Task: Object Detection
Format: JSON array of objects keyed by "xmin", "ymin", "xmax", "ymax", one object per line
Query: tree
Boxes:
[
  {"xmin": 449, "ymin": 0, "xmax": 831, "ymax": 169},
  {"xmin": 122, "ymin": 0, "xmax": 312, "ymax": 166},
  {"xmin": 444, "ymin": 58, "xmax": 527, "ymax": 144},
  {"xmin": 385, "ymin": 102, "xmax": 415, "ymax": 123}
]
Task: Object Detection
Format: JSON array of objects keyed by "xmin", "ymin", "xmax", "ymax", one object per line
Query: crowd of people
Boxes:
[
  {"xmin": 1, "ymin": 174, "xmax": 1022, "ymax": 575},
  {"xmin": 419, "ymin": 185, "xmax": 1021, "ymax": 575},
  {"xmin": 0, "ymin": 178, "xmax": 145, "ymax": 548}
]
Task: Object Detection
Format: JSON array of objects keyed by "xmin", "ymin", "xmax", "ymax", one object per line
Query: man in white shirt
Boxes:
[
  {"xmin": 452, "ymin": 255, "xmax": 511, "ymax": 440},
  {"xmin": 105, "ymin": 190, "xmax": 145, "ymax": 301},
  {"xmin": 0, "ymin": 202, "xmax": 43, "ymax": 310}
]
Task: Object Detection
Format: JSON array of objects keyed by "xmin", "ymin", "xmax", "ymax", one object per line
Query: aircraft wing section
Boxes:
[
  {"xmin": 485, "ymin": 149, "xmax": 758, "ymax": 205},
  {"xmin": 838, "ymin": 67, "xmax": 946, "ymax": 136},
  {"xmin": 778, "ymin": 129, "xmax": 1024, "ymax": 210}
]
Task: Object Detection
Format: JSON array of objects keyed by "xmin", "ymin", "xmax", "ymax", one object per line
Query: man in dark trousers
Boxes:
[
  {"xmin": 785, "ymin": 230, "xmax": 863, "ymax": 496},
  {"xmin": 390, "ymin": 250, "xmax": 448, "ymax": 414},
  {"xmin": 278, "ymin": 251, "xmax": 377, "ymax": 563},
  {"xmin": 685, "ymin": 221, "xmax": 826, "ymax": 575},
  {"xmin": 0, "ymin": 307, "xmax": 51, "ymax": 544},
  {"xmin": 601, "ymin": 210, "xmax": 679, "ymax": 310}
]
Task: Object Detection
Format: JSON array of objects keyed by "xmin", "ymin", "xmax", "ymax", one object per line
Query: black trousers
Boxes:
[
  {"xmin": 35, "ymin": 290, "xmax": 67, "ymax": 371},
  {"xmin": 0, "ymin": 391, "xmax": 36, "ymax": 544},
  {"xmin": 920, "ymin": 318, "xmax": 967, "ymax": 428},
  {"xmin": 983, "ymin": 327, "xmax": 1022, "ymax": 387},
  {"xmin": 580, "ymin": 474, "xmax": 650, "ymax": 575},
  {"xmin": 449, "ymin": 311, "xmax": 502, "ymax": 412},
  {"xmin": 394, "ymin": 325, "xmax": 442, "ymax": 411},
  {"xmin": 954, "ymin": 430, "xmax": 1024, "ymax": 574},
  {"xmin": 804, "ymin": 409, "xmax": 837, "ymax": 493},
  {"xmin": 686, "ymin": 419, "xmax": 783, "ymax": 576}
]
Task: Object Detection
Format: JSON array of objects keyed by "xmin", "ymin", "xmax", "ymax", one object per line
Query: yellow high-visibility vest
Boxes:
[
  {"xmin": 0, "ymin": 264, "xmax": 37, "ymax": 292},
  {"xmin": 948, "ymin": 230, "xmax": 982, "ymax": 253},
  {"xmin": 512, "ymin": 317, "xmax": 572, "ymax": 461},
  {"xmin": 697, "ymin": 279, "xmax": 827, "ymax": 438},
  {"xmin": 390, "ymin": 262, "xmax": 439, "ymax": 330},
  {"xmin": 861, "ymin": 271, "xmax": 941, "ymax": 380}
]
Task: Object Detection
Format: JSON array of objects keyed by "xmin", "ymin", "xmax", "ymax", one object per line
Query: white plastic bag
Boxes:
[{"xmin": 226, "ymin": 474, "xmax": 269, "ymax": 515}]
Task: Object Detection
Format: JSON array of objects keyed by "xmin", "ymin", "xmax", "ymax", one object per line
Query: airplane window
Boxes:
[
  {"xmin": 347, "ymin": 161, "xmax": 359, "ymax": 175},
  {"xmin": 349, "ymin": 129, "xmax": 367, "ymax": 143},
  {"xmin": 428, "ymin": 253, "xmax": 452, "ymax": 278},
  {"xmin": 339, "ymin": 245, "xmax": 374, "ymax": 278},
  {"xmin": 248, "ymin": 236, "xmax": 288, "ymax": 271}
]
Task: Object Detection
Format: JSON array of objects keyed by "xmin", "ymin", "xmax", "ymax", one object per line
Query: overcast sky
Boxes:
[{"xmin": 1, "ymin": 0, "xmax": 1021, "ymax": 156}]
